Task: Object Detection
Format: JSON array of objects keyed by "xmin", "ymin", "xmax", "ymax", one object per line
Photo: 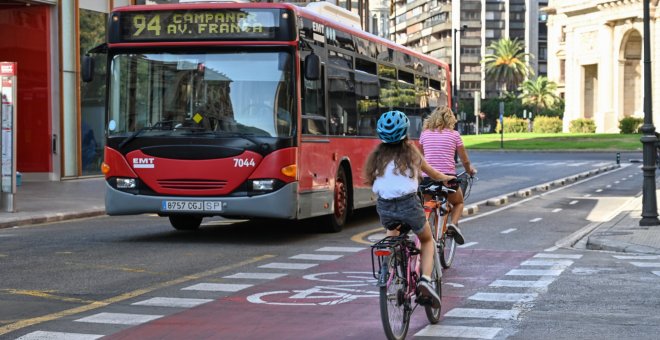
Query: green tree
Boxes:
[
  {"xmin": 483, "ymin": 38, "xmax": 533, "ymax": 94},
  {"xmin": 518, "ymin": 76, "xmax": 561, "ymax": 117}
]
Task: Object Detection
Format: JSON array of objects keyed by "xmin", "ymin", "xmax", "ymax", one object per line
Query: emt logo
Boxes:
[{"xmin": 133, "ymin": 157, "xmax": 155, "ymax": 168}]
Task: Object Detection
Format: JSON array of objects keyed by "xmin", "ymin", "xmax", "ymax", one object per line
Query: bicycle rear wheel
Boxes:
[
  {"xmin": 440, "ymin": 230, "xmax": 457, "ymax": 269},
  {"xmin": 424, "ymin": 255, "xmax": 442, "ymax": 323},
  {"xmin": 379, "ymin": 252, "xmax": 411, "ymax": 340}
]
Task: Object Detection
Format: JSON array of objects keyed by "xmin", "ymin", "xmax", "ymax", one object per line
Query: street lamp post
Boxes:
[
  {"xmin": 640, "ymin": 0, "xmax": 660, "ymax": 226},
  {"xmin": 453, "ymin": 25, "xmax": 467, "ymax": 118}
]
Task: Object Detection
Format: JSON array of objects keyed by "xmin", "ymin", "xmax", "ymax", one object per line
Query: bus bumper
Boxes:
[{"xmin": 104, "ymin": 181, "xmax": 298, "ymax": 219}]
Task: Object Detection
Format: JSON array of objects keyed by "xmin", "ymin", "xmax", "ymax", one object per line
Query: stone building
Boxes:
[{"xmin": 546, "ymin": 0, "xmax": 657, "ymax": 133}]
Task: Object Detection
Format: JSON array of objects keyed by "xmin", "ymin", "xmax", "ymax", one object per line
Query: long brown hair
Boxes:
[
  {"xmin": 364, "ymin": 139, "xmax": 423, "ymax": 185},
  {"xmin": 422, "ymin": 106, "xmax": 457, "ymax": 131}
]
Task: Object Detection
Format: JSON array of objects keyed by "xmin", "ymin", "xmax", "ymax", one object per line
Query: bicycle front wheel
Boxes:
[
  {"xmin": 441, "ymin": 230, "xmax": 457, "ymax": 269},
  {"xmin": 379, "ymin": 253, "xmax": 411, "ymax": 340}
]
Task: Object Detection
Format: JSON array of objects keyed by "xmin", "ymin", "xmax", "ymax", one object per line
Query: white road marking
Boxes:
[
  {"xmin": 506, "ymin": 269, "xmax": 564, "ymax": 276},
  {"xmin": 16, "ymin": 331, "xmax": 103, "ymax": 340},
  {"xmin": 290, "ymin": 254, "xmax": 343, "ymax": 261},
  {"xmin": 552, "ymin": 208, "xmax": 562, "ymax": 213},
  {"xmin": 613, "ymin": 255, "xmax": 660, "ymax": 260},
  {"xmin": 415, "ymin": 325, "xmax": 501, "ymax": 339},
  {"xmin": 569, "ymin": 200, "xmax": 578, "ymax": 205},
  {"xmin": 316, "ymin": 246, "xmax": 365, "ymax": 252},
  {"xmin": 501, "ymin": 228, "xmax": 517, "ymax": 234},
  {"xmin": 489, "ymin": 278, "xmax": 554, "ymax": 288},
  {"xmin": 630, "ymin": 262, "xmax": 660, "ymax": 268},
  {"xmin": 544, "ymin": 245, "xmax": 560, "ymax": 252},
  {"xmin": 259, "ymin": 262, "xmax": 318, "ymax": 270},
  {"xmin": 182, "ymin": 283, "xmax": 252, "ymax": 292},
  {"xmin": 653, "ymin": 271, "xmax": 660, "ymax": 277},
  {"xmin": 224, "ymin": 272, "xmax": 287, "ymax": 280},
  {"xmin": 606, "ymin": 185, "xmax": 612, "ymax": 188},
  {"xmin": 469, "ymin": 292, "xmax": 538, "ymax": 302},
  {"xmin": 445, "ymin": 308, "xmax": 520, "ymax": 320},
  {"xmin": 458, "ymin": 242, "xmax": 478, "ymax": 248},
  {"xmin": 534, "ymin": 253, "xmax": 582, "ymax": 259},
  {"xmin": 445, "ymin": 282, "xmax": 465, "ymax": 288},
  {"xmin": 132, "ymin": 297, "xmax": 212, "ymax": 308},
  {"xmin": 530, "ymin": 218, "xmax": 542, "ymax": 222},
  {"xmin": 75, "ymin": 312, "xmax": 162, "ymax": 325},
  {"xmin": 615, "ymin": 181, "xmax": 620, "ymax": 184},
  {"xmin": 583, "ymin": 194, "xmax": 592, "ymax": 197},
  {"xmin": 521, "ymin": 259, "xmax": 574, "ymax": 267}
]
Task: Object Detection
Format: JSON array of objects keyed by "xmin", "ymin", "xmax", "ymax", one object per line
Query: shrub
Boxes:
[
  {"xmin": 619, "ymin": 116, "xmax": 643, "ymax": 134},
  {"xmin": 569, "ymin": 118, "xmax": 597, "ymax": 133},
  {"xmin": 495, "ymin": 116, "xmax": 528, "ymax": 133},
  {"xmin": 533, "ymin": 116, "xmax": 563, "ymax": 133}
]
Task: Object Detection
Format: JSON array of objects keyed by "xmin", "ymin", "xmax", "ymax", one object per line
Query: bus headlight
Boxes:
[
  {"xmin": 116, "ymin": 178, "xmax": 137, "ymax": 189},
  {"xmin": 251, "ymin": 179, "xmax": 275, "ymax": 191}
]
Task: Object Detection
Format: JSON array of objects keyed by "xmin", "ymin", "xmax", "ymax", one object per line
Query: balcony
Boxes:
[
  {"xmin": 461, "ymin": 37, "xmax": 482, "ymax": 46},
  {"xmin": 428, "ymin": 39, "xmax": 451, "ymax": 51},
  {"xmin": 461, "ymin": 55, "xmax": 481, "ymax": 63},
  {"xmin": 460, "ymin": 73, "xmax": 482, "ymax": 82}
]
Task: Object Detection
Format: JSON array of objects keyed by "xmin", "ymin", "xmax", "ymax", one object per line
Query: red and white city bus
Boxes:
[{"xmin": 85, "ymin": 1, "xmax": 451, "ymax": 232}]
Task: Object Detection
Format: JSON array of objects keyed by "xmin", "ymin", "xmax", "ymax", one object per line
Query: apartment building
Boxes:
[{"xmin": 391, "ymin": 0, "xmax": 548, "ymax": 101}]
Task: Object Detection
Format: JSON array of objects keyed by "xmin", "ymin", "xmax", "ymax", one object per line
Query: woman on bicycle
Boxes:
[
  {"xmin": 419, "ymin": 106, "xmax": 477, "ymax": 245},
  {"xmin": 364, "ymin": 110, "xmax": 454, "ymax": 308}
]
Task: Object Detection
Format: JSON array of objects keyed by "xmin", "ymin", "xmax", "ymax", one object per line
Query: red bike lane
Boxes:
[{"xmin": 106, "ymin": 248, "xmax": 533, "ymax": 339}]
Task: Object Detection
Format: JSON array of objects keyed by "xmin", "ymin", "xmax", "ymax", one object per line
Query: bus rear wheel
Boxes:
[
  {"xmin": 169, "ymin": 215, "xmax": 203, "ymax": 231},
  {"xmin": 324, "ymin": 166, "xmax": 349, "ymax": 233}
]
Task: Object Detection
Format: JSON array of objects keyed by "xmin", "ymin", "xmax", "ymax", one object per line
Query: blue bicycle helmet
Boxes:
[{"xmin": 377, "ymin": 110, "xmax": 409, "ymax": 143}]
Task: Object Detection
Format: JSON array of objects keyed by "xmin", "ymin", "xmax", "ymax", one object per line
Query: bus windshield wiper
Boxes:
[{"xmin": 119, "ymin": 120, "xmax": 173, "ymax": 149}]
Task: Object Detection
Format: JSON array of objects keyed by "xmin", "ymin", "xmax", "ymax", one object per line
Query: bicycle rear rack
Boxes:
[{"xmin": 370, "ymin": 234, "xmax": 420, "ymax": 280}]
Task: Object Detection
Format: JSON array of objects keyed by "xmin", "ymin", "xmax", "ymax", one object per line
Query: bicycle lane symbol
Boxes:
[{"xmin": 246, "ymin": 271, "xmax": 379, "ymax": 306}]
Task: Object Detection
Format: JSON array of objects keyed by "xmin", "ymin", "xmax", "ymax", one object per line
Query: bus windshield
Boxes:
[{"xmin": 108, "ymin": 51, "xmax": 295, "ymax": 138}]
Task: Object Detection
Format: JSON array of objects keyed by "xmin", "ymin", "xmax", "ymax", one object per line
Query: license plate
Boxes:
[{"xmin": 162, "ymin": 201, "xmax": 223, "ymax": 212}]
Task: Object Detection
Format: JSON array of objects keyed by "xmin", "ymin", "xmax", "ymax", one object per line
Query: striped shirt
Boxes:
[{"xmin": 420, "ymin": 128, "xmax": 463, "ymax": 174}]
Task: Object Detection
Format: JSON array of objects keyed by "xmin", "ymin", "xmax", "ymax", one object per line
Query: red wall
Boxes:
[{"xmin": 0, "ymin": 5, "xmax": 52, "ymax": 173}]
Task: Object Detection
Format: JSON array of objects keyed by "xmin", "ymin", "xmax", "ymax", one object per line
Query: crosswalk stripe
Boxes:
[
  {"xmin": 489, "ymin": 279, "xmax": 554, "ymax": 288},
  {"xmin": 75, "ymin": 312, "xmax": 162, "ymax": 325},
  {"xmin": 613, "ymin": 255, "xmax": 660, "ymax": 260},
  {"xmin": 468, "ymin": 292, "xmax": 538, "ymax": 302},
  {"xmin": 259, "ymin": 262, "xmax": 318, "ymax": 270},
  {"xmin": 290, "ymin": 254, "xmax": 343, "ymax": 261},
  {"xmin": 415, "ymin": 325, "xmax": 501, "ymax": 339},
  {"xmin": 182, "ymin": 283, "xmax": 252, "ymax": 292},
  {"xmin": 534, "ymin": 253, "xmax": 582, "ymax": 259},
  {"xmin": 131, "ymin": 297, "xmax": 213, "ymax": 308},
  {"xmin": 506, "ymin": 269, "xmax": 564, "ymax": 276},
  {"xmin": 223, "ymin": 272, "xmax": 287, "ymax": 280},
  {"xmin": 16, "ymin": 331, "xmax": 103, "ymax": 340},
  {"xmin": 521, "ymin": 259, "xmax": 574, "ymax": 267},
  {"xmin": 316, "ymin": 246, "xmax": 365, "ymax": 252},
  {"xmin": 630, "ymin": 262, "xmax": 660, "ymax": 268},
  {"xmin": 445, "ymin": 307, "xmax": 520, "ymax": 320}
]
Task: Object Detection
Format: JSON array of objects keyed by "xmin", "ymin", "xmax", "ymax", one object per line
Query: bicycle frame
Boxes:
[{"xmin": 371, "ymin": 233, "xmax": 421, "ymax": 298}]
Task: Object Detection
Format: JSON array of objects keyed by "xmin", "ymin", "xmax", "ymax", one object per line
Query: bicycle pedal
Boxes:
[{"xmin": 416, "ymin": 295, "xmax": 433, "ymax": 306}]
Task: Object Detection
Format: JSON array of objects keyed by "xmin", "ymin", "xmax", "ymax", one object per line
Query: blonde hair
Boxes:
[
  {"xmin": 422, "ymin": 106, "xmax": 457, "ymax": 131},
  {"xmin": 363, "ymin": 139, "xmax": 423, "ymax": 185}
]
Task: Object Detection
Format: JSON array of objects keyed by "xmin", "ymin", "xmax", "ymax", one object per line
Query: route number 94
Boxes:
[{"xmin": 233, "ymin": 158, "xmax": 256, "ymax": 167}]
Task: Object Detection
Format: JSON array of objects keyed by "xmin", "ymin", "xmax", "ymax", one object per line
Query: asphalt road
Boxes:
[{"xmin": 2, "ymin": 151, "xmax": 658, "ymax": 339}]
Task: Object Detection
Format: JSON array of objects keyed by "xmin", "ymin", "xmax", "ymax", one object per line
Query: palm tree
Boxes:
[
  {"xmin": 483, "ymin": 38, "xmax": 533, "ymax": 95},
  {"xmin": 518, "ymin": 76, "xmax": 561, "ymax": 116}
]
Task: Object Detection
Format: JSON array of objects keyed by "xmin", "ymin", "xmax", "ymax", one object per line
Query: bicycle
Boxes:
[
  {"xmin": 419, "ymin": 171, "xmax": 475, "ymax": 269},
  {"xmin": 371, "ymin": 223, "xmax": 442, "ymax": 340}
]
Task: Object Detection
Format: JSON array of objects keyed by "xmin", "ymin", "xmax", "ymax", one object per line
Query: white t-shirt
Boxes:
[{"xmin": 372, "ymin": 161, "xmax": 419, "ymax": 199}]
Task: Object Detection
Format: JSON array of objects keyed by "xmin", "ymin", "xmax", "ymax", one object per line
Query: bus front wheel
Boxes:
[
  {"xmin": 324, "ymin": 166, "xmax": 349, "ymax": 233},
  {"xmin": 169, "ymin": 215, "xmax": 203, "ymax": 231}
]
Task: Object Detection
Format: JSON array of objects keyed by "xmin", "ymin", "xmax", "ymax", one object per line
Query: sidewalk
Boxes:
[
  {"xmin": 586, "ymin": 190, "xmax": 660, "ymax": 254},
  {"xmin": 0, "ymin": 177, "xmax": 106, "ymax": 229}
]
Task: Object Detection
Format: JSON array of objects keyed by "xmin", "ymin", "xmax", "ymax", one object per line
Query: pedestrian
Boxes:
[
  {"xmin": 419, "ymin": 106, "xmax": 477, "ymax": 245},
  {"xmin": 364, "ymin": 110, "xmax": 454, "ymax": 307}
]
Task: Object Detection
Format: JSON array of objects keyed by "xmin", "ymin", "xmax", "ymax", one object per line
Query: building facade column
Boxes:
[{"xmin": 598, "ymin": 22, "xmax": 615, "ymax": 132}]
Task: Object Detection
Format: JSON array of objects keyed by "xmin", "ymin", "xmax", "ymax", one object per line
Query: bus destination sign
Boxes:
[{"xmin": 118, "ymin": 9, "xmax": 281, "ymax": 42}]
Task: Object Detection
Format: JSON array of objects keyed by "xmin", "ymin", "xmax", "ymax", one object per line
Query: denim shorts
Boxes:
[{"xmin": 376, "ymin": 192, "xmax": 426, "ymax": 234}]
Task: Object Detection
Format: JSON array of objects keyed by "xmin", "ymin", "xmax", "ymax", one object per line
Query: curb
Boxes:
[{"xmin": 0, "ymin": 208, "xmax": 107, "ymax": 229}]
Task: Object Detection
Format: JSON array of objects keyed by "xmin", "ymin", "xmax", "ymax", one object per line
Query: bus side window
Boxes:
[{"xmin": 301, "ymin": 59, "xmax": 326, "ymax": 135}]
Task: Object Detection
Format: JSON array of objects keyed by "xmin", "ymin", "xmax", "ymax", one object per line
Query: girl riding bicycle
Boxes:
[
  {"xmin": 420, "ymin": 106, "xmax": 477, "ymax": 245},
  {"xmin": 364, "ymin": 110, "xmax": 454, "ymax": 308}
]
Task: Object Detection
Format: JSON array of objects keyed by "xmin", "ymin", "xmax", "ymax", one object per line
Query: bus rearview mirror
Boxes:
[
  {"xmin": 82, "ymin": 55, "xmax": 95, "ymax": 83},
  {"xmin": 304, "ymin": 54, "xmax": 320, "ymax": 81}
]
